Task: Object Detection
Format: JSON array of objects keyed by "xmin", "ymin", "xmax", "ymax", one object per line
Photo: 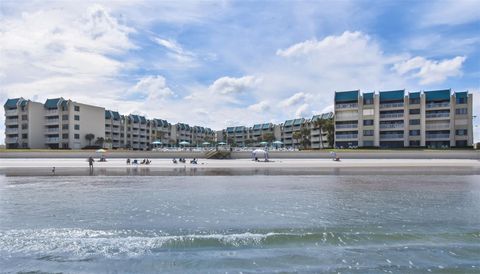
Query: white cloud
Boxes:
[
  {"xmin": 393, "ymin": 56, "xmax": 466, "ymax": 85},
  {"xmin": 248, "ymin": 101, "xmax": 270, "ymax": 112},
  {"xmin": 153, "ymin": 36, "xmax": 196, "ymax": 64},
  {"xmin": 130, "ymin": 75, "xmax": 174, "ymax": 100},
  {"xmin": 208, "ymin": 75, "xmax": 259, "ymax": 95},
  {"xmin": 420, "ymin": 0, "xmax": 480, "ymax": 26},
  {"xmin": 295, "ymin": 103, "xmax": 310, "ymax": 118},
  {"xmin": 281, "ymin": 92, "xmax": 309, "ymax": 107}
]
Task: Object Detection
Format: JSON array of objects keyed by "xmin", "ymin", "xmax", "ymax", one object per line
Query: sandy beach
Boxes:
[{"xmin": 1, "ymin": 158, "xmax": 479, "ymax": 176}]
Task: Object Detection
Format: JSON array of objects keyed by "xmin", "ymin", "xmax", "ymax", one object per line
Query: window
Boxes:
[
  {"xmin": 409, "ymin": 98, "xmax": 420, "ymax": 105},
  {"xmin": 364, "ymin": 98, "xmax": 373, "ymax": 105},
  {"xmin": 21, "ymin": 115, "xmax": 28, "ymax": 121},
  {"xmin": 409, "ymin": 130, "xmax": 420, "ymax": 136},
  {"xmin": 456, "ymin": 129, "xmax": 467, "ymax": 136},
  {"xmin": 74, "ymin": 106, "xmax": 80, "ymax": 111},
  {"xmin": 410, "ymin": 119, "xmax": 420, "ymax": 125},
  {"xmin": 62, "ymin": 115, "xmax": 69, "ymax": 120},
  {"xmin": 410, "ymin": 140, "xmax": 420, "ymax": 147},
  {"xmin": 409, "ymin": 109, "xmax": 420, "ymax": 115},
  {"xmin": 363, "ymin": 140, "xmax": 374, "ymax": 146},
  {"xmin": 22, "ymin": 134, "xmax": 28, "ymax": 139},
  {"xmin": 21, "ymin": 124, "xmax": 28, "ymax": 130},
  {"xmin": 456, "ymin": 97, "xmax": 466, "ymax": 104},
  {"xmin": 62, "ymin": 124, "xmax": 69, "ymax": 130},
  {"xmin": 74, "ymin": 124, "xmax": 80, "ymax": 130},
  {"xmin": 363, "ymin": 119, "xmax": 374, "ymax": 126},
  {"xmin": 363, "ymin": 130, "xmax": 374, "ymax": 136},
  {"xmin": 74, "ymin": 134, "xmax": 80, "ymax": 139},
  {"xmin": 62, "ymin": 133, "xmax": 68, "ymax": 139},
  {"xmin": 455, "ymin": 108, "xmax": 468, "ymax": 115},
  {"xmin": 74, "ymin": 115, "xmax": 80, "ymax": 121}
]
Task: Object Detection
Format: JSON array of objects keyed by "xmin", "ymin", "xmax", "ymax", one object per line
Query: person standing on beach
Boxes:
[{"xmin": 88, "ymin": 157, "xmax": 94, "ymax": 170}]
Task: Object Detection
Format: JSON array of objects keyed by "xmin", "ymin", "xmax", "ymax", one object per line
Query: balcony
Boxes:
[
  {"xmin": 5, "ymin": 137, "xmax": 19, "ymax": 143},
  {"xmin": 45, "ymin": 128, "xmax": 59, "ymax": 133},
  {"xmin": 426, "ymin": 102, "xmax": 450, "ymax": 109},
  {"xmin": 426, "ymin": 124, "xmax": 450, "ymax": 130},
  {"xmin": 5, "ymin": 128, "xmax": 19, "ymax": 133},
  {"xmin": 380, "ymin": 102, "xmax": 404, "ymax": 109},
  {"xmin": 380, "ymin": 134, "xmax": 404, "ymax": 139},
  {"xmin": 5, "ymin": 118, "xmax": 19, "ymax": 125},
  {"xmin": 380, "ymin": 113, "xmax": 404, "ymax": 119},
  {"xmin": 335, "ymin": 103, "xmax": 358, "ymax": 109},
  {"xmin": 45, "ymin": 109, "xmax": 59, "ymax": 116},
  {"xmin": 5, "ymin": 109, "xmax": 18, "ymax": 116},
  {"xmin": 46, "ymin": 137, "xmax": 60, "ymax": 143},
  {"xmin": 336, "ymin": 124, "xmax": 358, "ymax": 129},
  {"xmin": 45, "ymin": 118, "xmax": 59, "ymax": 124},
  {"xmin": 426, "ymin": 134, "xmax": 450, "ymax": 139},
  {"xmin": 426, "ymin": 113, "xmax": 449, "ymax": 119},
  {"xmin": 336, "ymin": 134, "xmax": 358, "ymax": 140},
  {"xmin": 380, "ymin": 123, "xmax": 404, "ymax": 129}
]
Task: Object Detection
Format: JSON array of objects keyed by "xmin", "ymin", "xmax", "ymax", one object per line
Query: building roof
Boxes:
[
  {"xmin": 379, "ymin": 90, "xmax": 405, "ymax": 102},
  {"xmin": 455, "ymin": 91, "xmax": 468, "ymax": 99},
  {"xmin": 44, "ymin": 98, "xmax": 63, "ymax": 108},
  {"xmin": 363, "ymin": 92, "xmax": 374, "ymax": 100},
  {"xmin": 253, "ymin": 124, "xmax": 261, "ymax": 130},
  {"xmin": 312, "ymin": 112, "xmax": 334, "ymax": 121},
  {"xmin": 293, "ymin": 118, "xmax": 304, "ymax": 126},
  {"xmin": 262, "ymin": 123, "xmax": 271, "ymax": 130},
  {"xmin": 284, "ymin": 119, "xmax": 294, "ymax": 126},
  {"xmin": 335, "ymin": 90, "xmax": 359, "ymax": 103},
  {"xmin": 226, "ymin": 127, "xmax": 235, "ymax": 133},
  {"xmin": 409, "ymin": 92, "xmax": 421, "ymax": 99},
  {"xmin": 4, "ymin": 98, "xmax": 21, "ymax": 109},
  {"xmin": 131, "ymin": 114, "xmax": 140, "ymax": 123},
  {"xmin": 139, "ymin": 116, "xmax": 147, "ymax": 124},
  {"xmin": 425, "ymin": 89, "xmax": 451, "ymax": 101},
  {"xmin": 105, "ymin": 110, "xmax": 112, "ymax": 119},
  {"xmin": 112, "ymin": 111, "xmax": 121, "ymax": 120},
  {"xmin": 235, "ymin": 126, "xmax": 245, "ymax": 133}
]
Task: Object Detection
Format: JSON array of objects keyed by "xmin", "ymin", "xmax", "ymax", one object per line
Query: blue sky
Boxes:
[{"xmin": 1, "ymin": 0, "xmax": 479, "ymax": 143}]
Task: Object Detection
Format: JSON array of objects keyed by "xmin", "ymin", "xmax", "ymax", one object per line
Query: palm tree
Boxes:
[
  {"xmin": 323, "ymin": 119, "xmax": 335, "ymax": 148},
  {"xmin": 262, "ymin": 132, "xmax": 275, "ymax": 143},
  {"xmin": 85, "ymin": 133, "xmax": 95, "ymax": 146},
  {"xmin": 314, "ymin": 118, "xmax": 325, "ymax": 149},
  {"xmin": 95, "ymin": 137, "xmax": 105, "ymax": 147},
  {"xmin": 300, "ymin": 127, "xmax": 311, "ymax": 149},
  {"xmin": 292, "ymin": 131, "xmax": 302, "ymax": 149}
]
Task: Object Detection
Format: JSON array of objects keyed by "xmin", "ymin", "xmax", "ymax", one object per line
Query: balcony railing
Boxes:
[
  {"xmin": 380, "ymin": 113, "xmax": 404, "ymax": 119},
  {"xmin": 380, "ymin": 102, "xmax": 404, "ymax": 109},
  {"xmin": 45, "ymin": 128, "xmax": 59, "ymax": 133},
  {"xmin": 5, "ymin": 119, "xmax": 18, "ymax": 125},
  {"xmin": 426, "ymin": 102, "xmax": 450, "ymax": 108},
  {"xmin": 5, "ymin": 137, "xmax": 19, "ymax": 143},
  {"xmin": 335, "ymin": 103, "xmax": 358, "ymax": 109},
  {"xmin": 336, "ymin": 134, "xmax": 358, "ymax": 139},
  {"xmin": 336, "ymin": 124, "xmax": 358, "ymax": 129},
  {"xmin": 5, "ymin": 109, "xmax": 18, "ymax": 116},
  {"xmin": 45, "ymin": 119, "xmax": 59, "ymax": 124},
  {"xmin": 426, "ymin": 113, "xmax": 449, "ymax": 118},
  {"xmin": 426, "ymin": 124, "xmax": 450, "ymax": 130},
  {"xmin": 426, "ymin": 134, "xmax": 450, "ymax": 139},
  {"xmin": 46, "ymin": 137, "xmax": 60, "ymax": 143},
  {"xmin": 5, "ymin": 128, "xmax": 19, "ymax": 133},
  {"xmin": 380, "ymin": 123, "xmax": 404, "ymax": 129},
  {"xmin": 45, "ymin": 109, "xmax": 59, "ymax": 115},
  {"xmin": 380, "ymin": 134, "xmax": 404, "ymax": 139}
]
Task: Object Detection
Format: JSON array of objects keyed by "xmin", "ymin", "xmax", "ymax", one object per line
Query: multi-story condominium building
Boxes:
[
  {"xmin": 171, "ymin": 123, "xmax": 192, "ymax": 145},
  {"xmin": 191, "ymin": 126, "xmax": 215, "ymax": 146},
  {"xmin": 4, "ymin": 97, "xmax": 105, "ymax": 149},
  {"xmin": 105, "ymin": 110, "xmax": 123, "ymax": 149},
  {"xmin": 310, "ymin": 112, "xmax": 334, "ymax": 149},
  {"xmin": 334, "ymin": 89, "xmax": 474, "ymax": 148},
  {"xmin": 281, "ymin": 118, "xmax": 306, "ymax": 147},
  {"xmin": 150, "ymin": 118, "xmax": 172, "ymax": 146},
  {"xmin": 224, "ymin": 126, "xmax": 249, "ymax": 146}
]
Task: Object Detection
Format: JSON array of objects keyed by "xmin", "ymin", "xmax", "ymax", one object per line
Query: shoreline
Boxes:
[{"xmin": 1, "ymin": 158, "xmax": 479, "ymax": 176}]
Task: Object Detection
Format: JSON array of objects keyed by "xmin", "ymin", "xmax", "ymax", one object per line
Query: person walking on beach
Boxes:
[{"xmin": 88, "ymin": 157, "xmax": 94, "ymax": 170}]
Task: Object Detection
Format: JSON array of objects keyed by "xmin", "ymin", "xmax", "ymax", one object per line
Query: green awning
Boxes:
[
  {"xmin": 425, "ymin": 89, "xmax": 451, "ymax": 102},
  {"xmin": 379, "ymin": 90, "xmax": 404, "ymax": 102},
  {"xmin": 409, "ymin": 92, "xmax": 420, "ymax": 99},
  {"xmin": 335, "ymin": 90, "xmax": 359, "ymax": 103},
  {"xmin": 44, "ymin": 98, "xmax": 62, "ymax": 108},
  {"xmin": 105, "ymin": 110, "xmax": 112, "ymax": 119},
  {"xmin": 455, "ymin": 91, "xmax": 468, "ymax": 99},
  {"xmin": 4, "ymin": 98, "xmax": 20, "ymax": 109}
]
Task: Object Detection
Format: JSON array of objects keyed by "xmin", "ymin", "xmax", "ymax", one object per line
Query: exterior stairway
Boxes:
[{"xmin": 204, "ymin": 149, "xmax": 231, "ymax": 159}]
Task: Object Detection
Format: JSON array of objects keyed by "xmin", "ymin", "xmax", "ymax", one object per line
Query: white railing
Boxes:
[
  {"xmin": 380, "ymin": 102, "xmax": 404, "ymax": 109},
  {"xmin": 45, "ymin": 109, "xmax": 59, "ymax": 115},
  {"xmin": 426, "ymin": 113, "xmax": 449, "ymax": 118},
  {"xmin": 45, "ymin": 118, "xmax": 59, "ymax": 124},
  {"xmin": 5, "ymin": 109, "xmax": 18, "ymax": 115},
  {"xmin": 46, "ymin": 137, "xmax": 60, "ymax": 143},
  {"xmin": 5, "ymin": 128, "xmax": 19, "ymax": 133},
  {"xmin": 5, "ymin": 137, "xmax": 18, "ymax": 143},
  {"xmin": 5, "ymin": 119, "xmax": 18, "ymax": 124},
  {"xmin": 45, "ymin": 128, "xmax": 59, "ymax": 133},
  {"xmin": 336, "ymin": 134, "xmax": 358, "ymax": 139},
  {"xmin": 336, "ymin": 124, "xmax": 358, "ymax": 129},
  {"xmin": 380, "ymin": 123, "xmax": 404, "ymax": 129},
  {"xmin": 380, "ymin": 134, "xmax": 404, "ymax": 139},
  {"xmin": 335, "ymin": 103, "xmax": 358, "ymax": 109},
  {"xmin": 426, "ymin": 102, "xmax": 450, "ymax": 108},
  {"xmin": 426, "ymin": 124, "xmax": 450, "ymax": 130},
  {"xmin": 426, "ymin": 134, "xmax": 450, "ymax": 139},
  {"xmin": 380, "ymin": 113, "xmax": 404, "ymax": 119}
]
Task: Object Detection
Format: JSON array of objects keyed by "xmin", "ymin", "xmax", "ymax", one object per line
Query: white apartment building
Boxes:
[
  {"xmin": 4, "ymin": 97, "xmax": 105, "ymax": 149},
  {"xmin": 334, "ymin": 89, "xmax": 474, "ymax": 148}
]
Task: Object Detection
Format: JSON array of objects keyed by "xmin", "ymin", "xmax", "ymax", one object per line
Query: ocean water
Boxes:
[{"xmin": 0, "ymin": 174, "xmax": 479, "ymax": 273}]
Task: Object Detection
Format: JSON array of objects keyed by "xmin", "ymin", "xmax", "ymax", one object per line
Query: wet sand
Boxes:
[{"xmin": 1, "ymin": 158, "xmax": 479, "ymax": 176}]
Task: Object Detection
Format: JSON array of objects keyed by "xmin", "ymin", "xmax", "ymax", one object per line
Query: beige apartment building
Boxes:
[
  {"xmin": 334, "ymin": 89, "xmax": 474, "ymax": 148},
  {"xmin": 4, "ymin": 97, "xmax": 105, "ymax": 149}
]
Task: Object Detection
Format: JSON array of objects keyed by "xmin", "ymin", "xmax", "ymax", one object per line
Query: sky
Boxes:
[{"xmin": 1, "ymin": 0, "xmax": 479, "ymax": 144}]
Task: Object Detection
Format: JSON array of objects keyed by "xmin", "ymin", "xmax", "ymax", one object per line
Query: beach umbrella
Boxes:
[
  {"xmin": 272, "ymin": 140, "xmax": 283, "ymax": 145},
  {"xmin": 252, "ymin": 148, "xmax": 267, "ymax": 155},
  {"xmin": 259, "ymin": 141, "xmax": 268, "ymax": 145},
  {"xmin": 152, "ymin": 140, "xmax": 162, "ymax": 145},
  {"xmin": 202, "ymin": 141, "xmax": 211, "ymax": 146},
  {"xmin": 218, "ymin": 142, "xmax": 226, "ymax": 145},
  {"xmin": 179, "ymin": 141, "xmax": 190, "ymax": 146},
  {"xmin": 96, "ymin": 149, "xmax": 106, "ymax": 153}
]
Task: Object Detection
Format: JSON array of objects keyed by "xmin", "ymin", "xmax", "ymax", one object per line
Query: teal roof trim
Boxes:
[
  {"xmin": 140, "ymin": 116, "xmax": 147, "ymax": 124},
  {"xmin": 425, "ymin": 89, "xmax": 451, "ymax": 101},
  {"xmin": 253, "ymin": 124, "xmax": 261, "ymax": 130},
  {"xmin": 44, "ymin": 98, "xmax": 62, "ymax": 108},
  {"xmin": 293, "ymin": 118, "xmax": 304, "ymax": 126},
  {"xmin": 112, "ymin": 111, "xmax": 120, "ymax": 120},
  {"xmin": 284, "ymin": 120, "xmax": 294, "ymax": 126},
  {"xmin": 19, "ymin": 100, "xmax": 28, "ymax": 107},
  {"xmin": 226, "ymin": 127, "xmax": 234, "ymax": 133},
  {"xmin": 379, "ymin": 90, "xmax": 404, "ymax": 102},
  {"xmin": 262, "ymin": 123, "xmax": 270, "ymax": 130},
  {"xmin": 4, "ymin": 98, "xmax": 20, "ymax": 108},
  {"xmin": 335, "ymin": 90, "xmax": 359, "ymax": 103},
  {"xmin": 131, "ymin": 115, "xmax": 140, "ymax": 123},
  {"xmin": 409, "ymin": 92, "xmax": 420, "ymax": 99},
  {"xmin": 363, "ymin": 92, "xmax": 374, "ymax": 100},
  {"xmin": 455, "ymin": 91, "xmax": 468, "ymax": 99},
  {"xmin": 105, "ymin": 110, "xmax": 112, "ymax": 119}
]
